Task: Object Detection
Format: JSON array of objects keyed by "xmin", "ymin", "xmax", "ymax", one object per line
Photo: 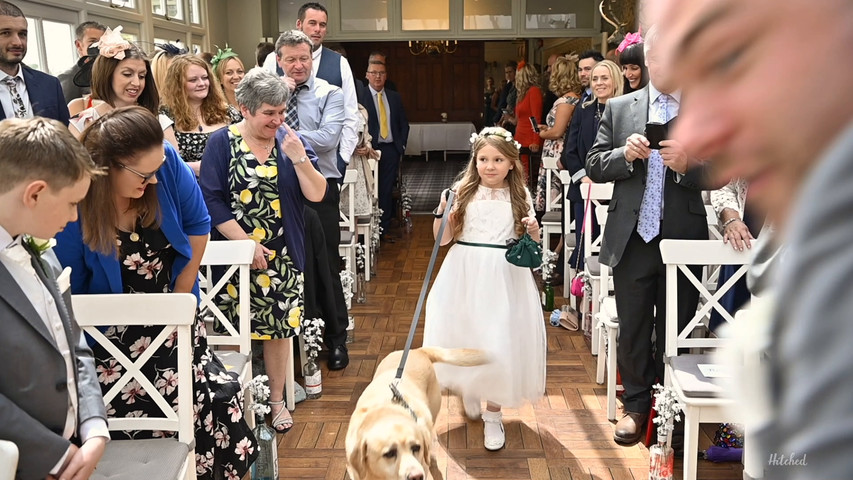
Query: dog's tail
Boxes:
[{"xmin": 417, "ymin": 347, "xmax": 490, "ymax": 367}]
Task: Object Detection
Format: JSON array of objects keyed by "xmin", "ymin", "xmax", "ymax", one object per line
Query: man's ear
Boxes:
[{"xmin": 22, "ymin": 180, "xmax": 48, "ymax": 209}]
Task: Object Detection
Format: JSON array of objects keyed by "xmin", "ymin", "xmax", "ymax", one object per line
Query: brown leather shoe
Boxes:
[{"xmin": 614, "ymin": 412, "xmax": 648, "ymax": 444}]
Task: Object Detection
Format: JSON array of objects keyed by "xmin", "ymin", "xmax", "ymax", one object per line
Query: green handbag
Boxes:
[{"xmin": 505, "ymin": 233, "xmax": 542, "ymax": 268}]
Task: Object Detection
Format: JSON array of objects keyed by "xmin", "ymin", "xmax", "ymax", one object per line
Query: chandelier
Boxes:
[{"xmin": 408, "ymin": 40, "xmax": 458, "ymax": 56}]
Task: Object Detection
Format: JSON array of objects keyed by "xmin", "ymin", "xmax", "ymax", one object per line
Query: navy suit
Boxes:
[
  {"xmin": 358, "ymin": 85, "xmax": 409, "ymax": 230},
  {"xmin": 1, "ymin": 65, "xmax": 70, "ymax": 125}
]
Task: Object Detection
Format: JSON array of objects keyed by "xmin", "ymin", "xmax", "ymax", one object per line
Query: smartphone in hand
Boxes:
[
  {"xmin": 529, "ymin": 116, "xmax": 538, "ymax": 135},
  {"xmin": 645, "ymin": 122, "xmax": 669, "ymax": 150}
]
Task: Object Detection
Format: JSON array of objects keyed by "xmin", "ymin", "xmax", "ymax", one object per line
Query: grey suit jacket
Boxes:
[
  {"xmin": 585, "ymin": 86, "xmax": 711, "ymax": 268},
  {"xmin": 0, "ymin": 248, "xmax": 106, "ymax": 480}
]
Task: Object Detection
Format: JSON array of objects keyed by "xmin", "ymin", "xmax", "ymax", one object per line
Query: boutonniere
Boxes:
[{"xmin": 24, "ymin": 235, "xmax": 56, "ymax": 257}]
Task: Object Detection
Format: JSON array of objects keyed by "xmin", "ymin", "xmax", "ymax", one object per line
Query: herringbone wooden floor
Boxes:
[{"xmin": 276, "ymin": 215, "xmax": 743, "ymax": 479}]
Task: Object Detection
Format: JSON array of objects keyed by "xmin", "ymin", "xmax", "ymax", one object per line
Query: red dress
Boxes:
[{"xmin": 514, "ymin": 86, "xmax": 543, "ymax": 177}]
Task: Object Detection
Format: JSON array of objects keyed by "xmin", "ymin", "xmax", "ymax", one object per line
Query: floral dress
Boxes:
[
  {"xmin": 162, "ymin": 106, "xmax": 243, "ymax": 163},
  {"xmin": 214, "ymin": 125, "xmax": 304, "ymax": 340},
  {"xmin": 91, "ymin": 223, "xmax": 257, "ymax": 480},
  {"xmin": 534, "ymin": 95, "xmax": 579, "ymax": 212}
]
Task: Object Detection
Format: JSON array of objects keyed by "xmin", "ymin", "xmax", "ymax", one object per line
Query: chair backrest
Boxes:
[
  {"xmin": 581, "ymin": 183, "xmax": 614, "ymax": 260},
  {"xmin": 368, "ymin": 157, "xmax": 379, "ymax": 202},
  {"xmin": 706, "ymin": 205, "xmax": 723, "ymax": 240},
  {"xmin": 660, "ymin": 240, "xmax": 752, "ymax": 358},
  {"xmin": 71, "ymin": 293, "xmax": 196, "ymax": 442},
  {"xmin": 340, "ymin": 168, "xmax": 357, "ymax": 231},
  {"xmin": 541, "ymin": 156, "xmax": 561, "ymax": 212},
  {"xmin": 0, "ymin": 440, "xmax": 17, "ymax": 480},
  {"xmin": 199, "ymin": 239, "xmax": 255, "ymax": 354}
]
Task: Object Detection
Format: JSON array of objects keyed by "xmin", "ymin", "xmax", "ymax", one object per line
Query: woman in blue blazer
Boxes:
[{"xmin": 53, "ymin": 106, "xmax": 256, "ymax": 480}]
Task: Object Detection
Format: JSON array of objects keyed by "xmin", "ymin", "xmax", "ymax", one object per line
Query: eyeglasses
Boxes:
[
  {"xmin": 366, "ymin": 71, "xmax": 386, "ymax": 77},
  {"xmin": 115, "ymin": 156, "xmax": 166, "ymax": 184}
]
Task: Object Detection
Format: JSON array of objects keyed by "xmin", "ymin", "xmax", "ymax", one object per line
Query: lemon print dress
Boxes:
[{"xmin": 216, "ymin": 125, "xmax": 304, "ymax": 339}]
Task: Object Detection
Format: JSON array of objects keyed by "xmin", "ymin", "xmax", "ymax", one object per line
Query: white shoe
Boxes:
[
  {"xmin": 463, "ymin": 396, "xmax": 481, "ymax": 420},
  {"xmin": 482, "ymin": 410, "xmax": 505, "ymax": 451}
]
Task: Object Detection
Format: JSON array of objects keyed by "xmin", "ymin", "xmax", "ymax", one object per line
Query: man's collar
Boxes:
[
  {"xmin": 0, "ymin": 65, "xmax": 23, "ymax": 81},
  {"xmin": 0, "ymin": 224, "xmax": 19, "ymax": 250},
  {"xmin": 368, "ymin": 85, "xmax": 384, "ymax": 96},
  {"xmin": 313, "ymin": 47, "xmax": 322, "ymax": 60},
  {"xmin": 648, "ymin": 82, "xmax": 681, "ymax": 104}
]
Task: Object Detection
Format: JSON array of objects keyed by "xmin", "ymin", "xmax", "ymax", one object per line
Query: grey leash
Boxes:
[{"xmin": 389, "ymin": 190, "xmax": 455, "ymax": 414}]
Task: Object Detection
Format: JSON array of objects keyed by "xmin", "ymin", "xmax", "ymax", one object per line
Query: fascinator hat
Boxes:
[
  {"xmin": 616, "ymin": 31, "xmax": 643, "ymax": 53},
  {"xmin": 73, "ymin": 25, "xmax": 133, "ymax": 88},
  {"xmin": 154, "ymin": 41, "xmax": 189, "ymax": 57},
  {"xmin": 210, "ymin": 45, "xmax": 239, "ymax": 71}
]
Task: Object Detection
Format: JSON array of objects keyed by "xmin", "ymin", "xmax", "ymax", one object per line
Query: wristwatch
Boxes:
[{"xmin": 295, "ymin": 155, "xmax": 308, "ymax": 165}]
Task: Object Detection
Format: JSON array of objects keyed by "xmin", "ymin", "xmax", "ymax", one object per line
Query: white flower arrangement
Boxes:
[
  {"xmin": 246, "ymin": 375, "xmax": 271, "ymax": 419},
  {"xmin": 355, "ymin": 243, "xmax": 365, "ymax": 274},
  {"xmin": 340, "ymin": 268, "xmax": 354, "ymax": 306},
  {"xmin": 301, "ymin": 317, "xmax": 325, "ymax": 359},
  {"xmin": 470, "ymin": 127, "xmax": 522, "ymax": 150},
  {"xmin": 652, "ymin": 384, "xmax": 685, "ymax": 441},
  {"xmin": 400, "ymin": 178, "xmax": 413, "ymax": 217},
  {"xmin": 540, "ymin": 249, "xmax": 558, "ymax": 283}
]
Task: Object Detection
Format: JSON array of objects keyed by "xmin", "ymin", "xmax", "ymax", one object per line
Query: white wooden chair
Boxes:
[
  {"xmin": 660, "ymin": 239, "xmax": 751, "ymax": 480},
  {"xmin": 540, "ymin": 156, "xmax": 563, "ymax": 253},
  {"xmin": 356, "ymin": 157, "xmax": 380, "ymax": 281},
  {"xmin": 580, "ymin": 183, "xmax": 614, "ymax": 356},
  {"xmin": 72, "ymin": 293, "xmax": 197, "ymax": 480},
  {"xmin": 0, "ymin": 440, "xmax": 17, "ymax": 480},
  {"xmin": 339, "ymin": 168, "xmax": 358, "ymax": 294}
]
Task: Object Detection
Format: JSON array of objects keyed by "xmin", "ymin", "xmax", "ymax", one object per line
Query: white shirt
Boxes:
[
  {"xmin": 0, "ymin": 67, "xmax": 33, "ymax": 119},
  {"xmin": 368, "ymin": 85, "xmax": 394, "ymax": 143},
  {"xmin": 0, "ymin": 226, "xmax": 108, "ymax": 474},
  {"xmin": 264, "ymin": 46, "xmax": 359, "ymax": 163}
]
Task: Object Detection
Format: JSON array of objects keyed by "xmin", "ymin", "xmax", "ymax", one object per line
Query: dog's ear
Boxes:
[
  {"xmin": 348, "ymin": 438, "xmax": 368, "ymax": 479},
  {"xmin": 417, "ymin": 422, "xmax": 433, "ymax": 467}
]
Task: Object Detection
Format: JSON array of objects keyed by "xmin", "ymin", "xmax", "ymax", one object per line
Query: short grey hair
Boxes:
[
  {"xmin": 643, "ymin": 24, "xmax": 659, "ymax": 56},
  {"xmin": 275, "ymin": 29, "xmax": 313, "ymax": 57},
  {"xmin": 235, "ymin": 67, "xmax": 290, "ymax": 114}
]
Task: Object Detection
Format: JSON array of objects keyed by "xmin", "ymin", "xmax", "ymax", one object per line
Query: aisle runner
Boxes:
[{"xmin": 402, "ymin": 154, "xmax": 467, "ymax": 212}]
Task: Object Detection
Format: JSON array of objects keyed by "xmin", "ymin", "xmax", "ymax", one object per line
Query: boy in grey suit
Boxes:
[{"xmin": 0, "ymin": 117, "xmax": 107, "ymax": 480}]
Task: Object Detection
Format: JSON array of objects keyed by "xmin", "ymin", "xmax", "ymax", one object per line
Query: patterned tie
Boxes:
[
  {"xmin": 378, "ymin": 91, "xmax": 389, "ymax": 139},
  {"xmin": 3, "ymin": 77, "xmax": 28, "ymax": 118},
  {"xmin": 636, "ymin": 93, "xmax": 671, "ymax": 242},
  {"xmin": 285, "ymin": 84, "xmax": 307, "ymax": 130}
]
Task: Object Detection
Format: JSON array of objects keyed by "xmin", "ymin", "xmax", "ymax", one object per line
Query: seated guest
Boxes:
[
  {"xmin": 200, "ymin": 68, "xmax": 328, "ymax": 433},
  {"xmin": 211, "ymin": 46, "xmax": 245, "ymax": 110},
  {"xmin": 0, "ymin": 117, "xmax": 107, "ymax": 480},
  {"xmin": 53, "ymin": 106, "xmax": 256, "ymax": 480},
  {"xmin": 160, "ymin": 54, "xmax": 242, "ymax": 174},
  {"xmin": 67, "ymin": 27, "xmax": 179, "ymax": 150}
]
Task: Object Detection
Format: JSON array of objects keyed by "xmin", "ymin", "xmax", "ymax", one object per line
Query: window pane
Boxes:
[
  {"xmin": 24, "ymin": 17, "xmax": 43, "ymax": 71},
  {"xmin": 340, "ymin": 0, "xmax": 388, "ymax": 31},
  {"xmin": 189, "ymin": 0, "xmax": 201, "ymax": 24},
  {"xmin": 463, "ymin": 0, "xmax": 512, "ymax": 30},
  {"xmin": 152, "ymin": 0, "xmax": 184, "ymax": 20},
  {"xmin": 525, "ymin": 0, "xmax": 589, "ymax": 29},
  {"xmin": 92, "ymin": 0, "xmax": 135, "ymax": 8},
  {"xmin": 402, "ymin": 0, "xmax": 449, "ymax": 31},
  {"xmin": 42, "ymin": 20, "xmax": 75, "ymax": 75}
]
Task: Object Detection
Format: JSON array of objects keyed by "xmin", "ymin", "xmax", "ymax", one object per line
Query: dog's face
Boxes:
[{"xmin": 348, "ymin": 409, "xmax": 432, "ymax": 480}]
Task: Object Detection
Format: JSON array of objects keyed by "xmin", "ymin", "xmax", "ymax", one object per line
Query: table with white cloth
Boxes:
[{"xmin": 405, "ymin": 122, "xmax": 477, "ymax": 161}]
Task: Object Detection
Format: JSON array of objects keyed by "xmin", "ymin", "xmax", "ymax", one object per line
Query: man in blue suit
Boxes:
[
  {"xmin": 0, "ymin": 1, "xmax": 70, "ymax": 125},
  {"xmin": 357, "ymin": 60, "xmax": 409, "ymax": 235}
]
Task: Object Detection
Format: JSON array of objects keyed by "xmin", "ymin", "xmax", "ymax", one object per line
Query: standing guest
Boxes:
[
  {"xmin": 256, "ymin": 41, "xmax": 274, "ymax": 68},
  {"xmin": 67, "ymin": 29, "xmax": 179, "ymax": 151},
  {"xmin": 0, "ymin": 117, "xmax": 107, "ymax": 480},
  {"xmin": 617, "ymin": 34, "xmax": 649, "ymax": 94},
  {"xmin": 53, "ymin": 106, "xmax": 257, "ymax": 480},
  {"xmin": 264, "ymin": 3, "xmax": 359, "ymax": 180},
  {"xmin": 660, "ymin": 1, "xmax": 853, "ymax": 476},
  {"xmin": 541, "ymin": 53, "xmax": 559, "ymax": 121},
  {"xmin": 424, "ymin": 127, "xmax": 546, "ymax": 451},
  {"xmin": 357, "ymin": 59, "xmax": 409, "ymax": 238},
  {"xmin": 200, "ymin": 67, "xmax": 328, "ymax": 432},
  {"xmin": 0, "ymin": 1, "xmax": 69, "ymax": 124},
  {"xmin": 364, "ymin": 51, "xmax": 397, "ymax": 92},
  {"xmin": 160, "ymin": 54, "xmax": 242, "ymax": 174},
  {"xmin": 494, "ymin": 60, "xmax": 517, "ymax": 131},
  {"xmin": 275, "ymin": 29, "xmax": 350, "ymax": 369},
  {"xmin": 211, "ymin": 46, "xmax": 245, "ymax": 109},
  {"xmin": 57, "ymin": 21, "xmax": 106, "ymax": 103},
  {"xmin": 484, "ymin": 76, "xmax": 497, "ymax": 127},
  {"xmin": 586, "ymin": 26, "xmax": 716, "ymax": 445},
  {"xmin": 150, "ymin": 42, "xmax": 187, "ymax": 95},
  {"xmin": 508, "ymin": 62, "xmax": 543, "ymax": 182},
  {"xmin": 534, "ymin": 56, "xmax": 581, "ymax": 213},
  {"xmin": 577, "ymin": 50, "xmax": 605, "ymax": 104},
  {"xmin": 561, "ymin": 59, "xmax": 623, "ymax": 272}
]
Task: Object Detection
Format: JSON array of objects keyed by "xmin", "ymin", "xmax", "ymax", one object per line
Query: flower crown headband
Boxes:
[
  {"xmin": 210, "ymin": 45, "xmax": 239, "ymax": 70},
  {"xmin": 617, "ymin": 31, "xmax": 643, "ymax": 54},
  {"xmin": 92, "ymin": 26, "xmax": 132, "ymax": 60},
  {"xmin": 470, "ymin": 127, "xmax": 522, "ymax": 151}
]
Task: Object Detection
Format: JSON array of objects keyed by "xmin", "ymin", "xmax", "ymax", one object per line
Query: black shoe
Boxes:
[{"xmin": 328, "ymin": 345, "xmax": 349, "ymax": 370}]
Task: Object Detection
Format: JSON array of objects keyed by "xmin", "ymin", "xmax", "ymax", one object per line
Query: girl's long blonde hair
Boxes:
[
  {"xmin": 160, "ymin": 54, "xmax": 230, "ymax": 132},
  {"xmin": 451, "ymin": 128, "xmax": 529, "ymax": 239}
]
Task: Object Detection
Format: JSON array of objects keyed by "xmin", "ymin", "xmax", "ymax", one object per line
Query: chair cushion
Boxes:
[
  {"xmin": 92, "ymin": 439, "xmax": 188, "ymax": 480},
  {"xmin": 216, "ymin": 350, "xmax": 249, "ymax": 377},
  {"xmin": 340, "ymin": 231, "xmax": 355, "ymax": 244},
  {"xmin": 542, "ymin": 211, "xmax": 561, "ymax": 225},
  {"xmin": 585, "ymin": 256, "xmax": 601, "ymax": 276},
  {"xmin": 357, "ymin": 216, "xmax": 371, "ymax": 225},
  {"xmin": 670, "ymin": 354, "xmax": 728, "ymax": 398}
]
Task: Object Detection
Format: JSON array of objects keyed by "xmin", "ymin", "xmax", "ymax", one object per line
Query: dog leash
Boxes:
[{"xmin": 389, "ymin": 189, "xmax": 456, "ymax": 416}]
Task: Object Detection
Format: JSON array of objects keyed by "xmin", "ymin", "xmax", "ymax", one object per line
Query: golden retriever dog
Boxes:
[{"xmin": 346, "ymin": 347, "xmax": 489, "ymax": 480}]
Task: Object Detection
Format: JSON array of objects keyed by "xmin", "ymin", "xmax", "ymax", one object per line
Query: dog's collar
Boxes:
[{"xmin": 389, "ymin": 382, "xmax": 418, "ymax": 421}]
